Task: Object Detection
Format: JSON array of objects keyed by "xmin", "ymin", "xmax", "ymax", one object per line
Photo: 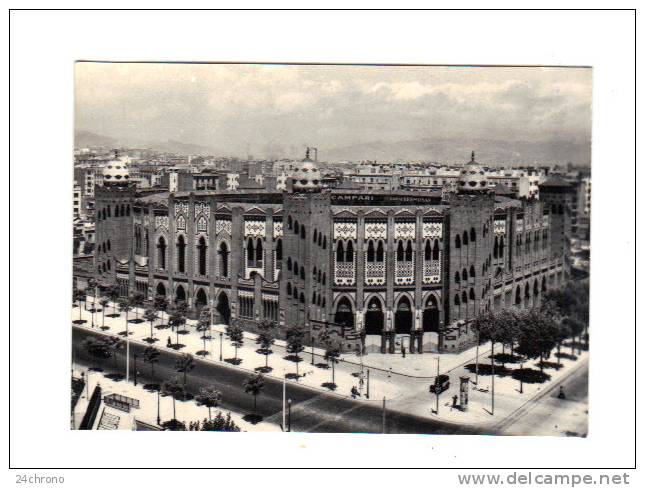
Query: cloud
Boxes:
[{"xmin": 74, "ymin": 63, "xmax": 592, "ymax": 159}]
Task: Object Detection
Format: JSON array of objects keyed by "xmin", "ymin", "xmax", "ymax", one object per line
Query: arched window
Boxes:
[
  {"xmin": 455, "ymin": 272, "xmax": 461, "ymax": 284},
  {"xmin": 377, "ymin": 241, "xmax": 384, "ymax": 262},
  {"xmin": 499, "ymin": 236, "xmax": 505, "ymax": 258},
  {"xmin": 287, "ymin": 216, "xmax": 292, "ymax": 230},
  {"xmin": 533, "ymin": 280, "xmax": 539, "ymax": 296},
  {"xmin": 493, "ymin": 236, "xmax": 499, "ymax": 258},
  {"xmin": 463, "ymin": 230, "xmax": 469, "ymax": 246},
  {"xmin": 524, "ymin": 283, "xmax": 530, "ymax": 299},
  {"xmin": 293, "ymin": 262, "xmax": 298, "ymax": 276},
  {"xmin": 322, "ymin": 272, "xmax": 326, "ymax": 285},
  {"xmin": 462, "ymin": 268, "xmax": 468, "ymax": 281},
  {"xmin": 405, "ymin": 241, "xmax": 413, "ymax": 261},
  {"xmin": 470, "ymin": 227, "xmax": 476, "ymax": 242},
  {"xmin": 482, "ymin": 263, "xmax": 486, "ymax": 275},
  {"xmin": 469, "ymin": 288, "xmax": 475, "ymax": 300},
  {"xmin": 367, "ymin": 241, "xmax": 376, "ymax": 262},
  {"xmin": 462, "ymin": 291, "xmax": 468, "ymax": 303},
  {"xmin": 397, "ymin": 241, "xmax": 405, "ymax": 261},
  {"xmin": 455, "ymin": 234, "xmax": 461, "ymax": 248},
  {"xmin": 107, "ymin": 239, "xmax": 111, "ymax": 251},
  {"xmin": 424, "ymin": 240, "xmax": 432, "ymax": 260},
  {"xmin": 107, "ymin": 260, "xmax": 111, "ymax": 271},
  {"xmin": 515, "ymin": 287, "xmax": 522, "ymax": 305},
  {"xmin": 107, "ymin": 205, "xmax": 111, "ymax": 217},
  {"xmin": 275, "ymin": 239, "xmax": 282, "ymax": 262},
  {"xmin": 218, "ymin": 242, "xmax": 229, "ymax": 277},
  {"xmin": 157, "ymin": 236, "xmax": 166, "ymax": 269},
  {"xmin": 120, "ymin": 204, "xmax": 125, "ymax": 217},
  {"xmin": 300, "ymin": 226, "xmax": 306, "ymax": 240},
  {"xmin": 469, "ymin": 265, "xmax": 475, "ymax": 278},
  {"xmin": 287, "ymin": 282, "xmax": 292, "ymax": 295},
  {"xmin": 197, "ymin": 236, "xmax": 207, "ymax": 276},
  {"xmin": 247, "ymin": 238, "xmax": 255, "ymax": 264},
  {"xmin": 176, "ymin": 235, "xmax": 186, "ymax": 273},
  {"xmin": 313, "ymin": 229, "xmax": 318, "ymax": 243},
  {"xmin": 318, "ymin": 234, "xmax": 322, "ymax": 247},
  {"xmin": 293, "ymin": 287, "xmax": 298, "ymax": 299},
  {"xmin": 432, "ymin": 240, "xmax": 440, "ymax": 260},
  {"xmin": 299, "ymin": 293, "xmax": 305, "ymax": 304},
  {"xmin": 299, "ymin": 266, "xmax": 305, "ymax": 280},
  {"xmin": 115, "ymin": 206, "xmax": 120, "ymax": 217},
  {"xmin": 323, "ymin": 236, "xmax": 327, "ymax": 249},
  {"xmin": 454, "ymin": 294, "xmax": 460, "ymax": 306},
  {"xmin": 126, "ymin": 205, "xmax": 130, "ymax": 216},
  {"xmin": 336, "ymin": 241, "xmax": 345, "ymax": 263},
  {"xmin": 345, "ymin": 240, "xmax": 354, "ymax": 262},
  {"xmin": 317, "ymin": 269, "xmax": 321, "ymax": 282},
  {"xmin": 294, "ymin": 221, "xmax": 299, "ymax": 234},
  {"xmin": 255, "ymin": 238, "xmax": 263, "ymax": 263}
]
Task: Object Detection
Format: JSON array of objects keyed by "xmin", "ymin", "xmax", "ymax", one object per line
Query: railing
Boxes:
[{"xmin": 79, "ymin": 385, "xmax": 102, "ymax": 430}]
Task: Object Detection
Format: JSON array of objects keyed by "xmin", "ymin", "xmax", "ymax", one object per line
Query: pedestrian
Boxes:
[
  {"xmin": 351, "ymin": 386, "xmax": 358, "ymax": 399},
  {"xmin": 402, "ymin": 347, "xmax": 406, "ymax": 358},
  {"xmin": 167, "ymin": 336, "xmax": 171, "ymax": 347},
  {"xmin": 452, "ymin": 394, "xmax": 458, "ymax": 410},
  {"xmin": 558, "ymin": 386, "xmax": 566, "ymax": 399}
]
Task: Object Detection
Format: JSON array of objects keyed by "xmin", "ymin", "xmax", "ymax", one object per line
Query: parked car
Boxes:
[{"xmin": 429, "ymin": 374, "xmax": 450, "ymax": 394}]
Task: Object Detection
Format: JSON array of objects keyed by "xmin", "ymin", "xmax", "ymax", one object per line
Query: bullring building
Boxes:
[{"xmin": 93, "ymin": 151, "xmax": 572, "ymax": 354}]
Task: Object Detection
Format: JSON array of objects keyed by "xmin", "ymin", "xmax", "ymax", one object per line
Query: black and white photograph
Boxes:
[
  {"xmin": 70, "ymin": 62, "xmax": 591, "ymax": 435},
  {"xmin": 8, "ymin": 7, "xmax": 637, "ymax": 481}
]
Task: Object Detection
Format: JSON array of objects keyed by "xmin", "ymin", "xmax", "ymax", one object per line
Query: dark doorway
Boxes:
[
  {"xmin": 395, "ymin": 296, "xmax": 413, "ymax": 334},
  {"xmin": 195, "ymin": 288, "xmax": 208, "ymax": 309},
  {"xmin": 423, "ymin": 295, "xmax": 440, "ymax": 332},
  {"xmin": 334, "ymin": 297, "xmax": 354, "ymax": 328},
  {"xmin": 364, "ymin": 297, "xmax": 384, "ymax": 335},
  {"xmin": 156, "ymin": 282, "xmax": 166, "ymax": 297},
  {"xmin": 216, "ymin": 293, "xmax": 231, "ymax": 325},
  {"xmin": 175, "ymin": 285, "xmax": 186, "ymax": 304}
]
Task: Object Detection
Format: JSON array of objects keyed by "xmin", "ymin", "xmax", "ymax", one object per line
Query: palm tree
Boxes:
[
  {"xmin": 142, "ymin": 346, "xmax": 160, "ymax": 386},
  {"xmin": 143, "ymin": 305, "xmax": 158, "ymax": 341},
  {"xmin": 256, "ymin": 319, "xmax": 277, "ymax": 370},
  {"xmin": 162, "ymin": 376, "xmax": 185, "ymax": 423},
  {"xmin": 244, "ymin": 373, "xmax": 264, "ymax": 416},
  {"xmin": 174, "ymin": 353, "xmax": 195, "ymax": 391},
  {"xmin": 195, "ymin": 386, "xmax": 222, "ymax": 421}
]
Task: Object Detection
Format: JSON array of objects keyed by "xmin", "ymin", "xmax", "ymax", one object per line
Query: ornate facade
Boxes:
[{"xmin": 93, "ymin": 153, "xmax": 571, "ymax": 354}]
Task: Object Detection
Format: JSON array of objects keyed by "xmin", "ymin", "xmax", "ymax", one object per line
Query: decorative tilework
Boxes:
[
  {"xmin": 155, "ymin": 216, "xmax": 169, "ymax": 230},
  {"xmin": 334, "ymin": 221, "xmax": 357, "ymax": 240},
  {"xmin": 196, "ymin": 216, "xmax": 208, "ymax": 233},
  {"xmin": 364, "ymin": 257, "xmax": 386, "ymax": 286},
  {"xmin": 244, "ymin": 219, "xmax": 266, "ymax": 238},
  {"xmin": 176, "ymin": 215, "xmax": 186, "ymax": 231},
  {"xmin": 493, "ymin": 218, "xmax": 506, "ymax": 235},
  {"xmin": 216, "ymin": 218, "xmax": 232, "ymax": 235},
  {"xmin": 364, "ymin": 221, "xmax": 387, "ymax": 240},
  {"xmin": 395, "ymin": 261, "xmax": 415, "ymax": 285},
  {"xmin": 422, "ymin": 221, "xmax": 442, "ymax": 239},
  {"xmin": 394, "ymin": 220, "xmax": 416, "ymax": 240},
  {"xmin": 422, "ymin": 258, "xmax": 442, "ymax": 284},
  {"xmin": 175, "ymin": 202, "xmax": 189, "ymax": 216},
  {"xmin": 273, "ymin": 221, "xmax": 283, "ymax": 238},
  {"xmin": 194, "ymin": 202, "xmax": 211, "ymax": 219}
]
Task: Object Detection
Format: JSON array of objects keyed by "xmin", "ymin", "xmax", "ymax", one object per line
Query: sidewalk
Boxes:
[{"xmin": 74, "ymin": 298, "xmax": 588, "ymax": 431}]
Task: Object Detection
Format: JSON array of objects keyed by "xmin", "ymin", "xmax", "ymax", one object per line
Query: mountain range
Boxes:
[{"xmin": 75, "ymin": 130, "xmax": 591, "ymax": 166}]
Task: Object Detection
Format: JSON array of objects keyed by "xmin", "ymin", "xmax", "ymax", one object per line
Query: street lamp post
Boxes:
[
  {"xmin": 156, "ymin": 388, "xmax": 161, "ymax": 425},
  {"xmin": 366, "ymin": 369, "xmax": 370, "ymax": 399},
  {"xmin": 491, "ymin": 342, "xmax": 495, "ymax": 415},
  {"xmin": 382, "ymin": 397, "xmax": 386, "ymax": 434},
  {"xmin": 287, "ymin": 398, "xmax": 292, "ymax": 432},
  {"xmin": 133, "ymin": 353, "xmax": 138, "ymax": 386},
  {"xmin": 219, "ymin": 332, "xmax": 223, "ymax": 362},
  {"xmin": 435, "ymin": 356, "xmax": 440, "ymax": 415},
  {"xmin": 311, "ymin": 338, "xmax": 315, "ymax": 365}
]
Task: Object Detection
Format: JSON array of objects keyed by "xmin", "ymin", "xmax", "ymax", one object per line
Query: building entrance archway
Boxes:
[
  {"xmin": 423, "ymin": 295, "xmax": 440, "ymax": 332},
  {"xmin": 364, "ymin": 297, "xmax": 384, "ymax": 335},
  {"xmin": 195, "ymin": 288, "xmax": 208, "ymax": 309},
  {"xmin": 334, "ymin": 297, "xmax": 354, "ymax": 329},
  {"xmin": 175, "ymin": 285, "xmax": 186, "ymax": 304},
  {"xmin": 395, "ymin": 296, "xmax": 413, "ymax": 334},
  {"xmin": 156, "ymin": 282, "xmax": 166, "ymax": 297},
  {"xmin": 216, "ymin": 292, "xmax": 231, "ymax": 325}
]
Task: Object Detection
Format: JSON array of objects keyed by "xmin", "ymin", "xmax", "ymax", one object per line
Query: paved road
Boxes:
[
  {"xmin": 493, "ymin": 358, "xmax": 589, "ymax": 436},
  {"xmin": 73, "ymin": 326, "xmax": 484, "ymax": 434}
]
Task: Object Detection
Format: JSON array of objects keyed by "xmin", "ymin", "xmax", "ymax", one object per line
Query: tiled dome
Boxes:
[
  {"xmin": 291, "ymin": 148, "xmax": 321, "ymax": 193},
  {"xmin": 102, "ymin": 153, "xmax": 130, "ymax": 185},
  {"xmin": 457, "ymin": 151, "xmax": 488, "ymax": 193}
]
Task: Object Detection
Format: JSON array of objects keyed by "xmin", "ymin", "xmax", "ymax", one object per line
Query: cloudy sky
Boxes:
[{"xmin": 75, "ymin": 63, "xmax": 592, "ymax": 162}]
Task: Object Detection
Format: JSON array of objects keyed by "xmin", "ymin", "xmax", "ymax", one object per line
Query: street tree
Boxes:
[
  {"xmin": 118, "ymin": 297, "xmax": 133, "ymax": 332},
  {"xmin": 196, "ymin": 309, "xmax": 211, "ymax": 355},
  {"xmin": 154, "ymin": 295, "xmax": 169, "ymax": 327},
  {"xmin": 143, "ymin": 305, "xmax": 158, "ymax": 342},
  {"xmin": 195, "ymin": 386, "xmax": 222, "ymax": 421},
  {"xmin": 225, "ymin": 322, "xmax": 245, "ymax": 362},
  {"xmin": 142, "ymin": 346, "xmax": 160, "ymax": 385},
  {"xmin": 162, "ymin": 376, "xmax": 185, "ymax": 425},
  {"xmin": 107, "ymin": 286, "xmax": 120, "ymax": 316},
  {"xmin": 244, "ymin": 373, "xmax": 265, "ymax": 416},
  {"xmin": 130, "ymin": 292, "xmax": 145, "ymax": 321},
  {"xmin": 73, "ymin": 289, "xmax": 85, "ymax": 322},
  {"xmin": 200, "ymin": 412, "xmax": 240, "ymax": 432},
  {"xmin": 99, "ymin": 296, "xmax": 110, "ymax": 328},
  {"xmin": 174, "ymin": 353, "xmax": 195, "ymax": 391},
  {"xmin": 324, "ymin": 339, "xmax": 341, "ymax": 386},
  {"xmin": 256, "ymin": 319, "xmax": 277, "ymax": 370},
  {"xmin": 515, "ymin": 308, "xmax": 560, "ymax": 373},
  {"xmin": 168, "ymin": 308, "xmax": 187, "ymax": 346},
  {"xmin": 286, "ymin": 323, "xmax": 306, "ymax": 376}
]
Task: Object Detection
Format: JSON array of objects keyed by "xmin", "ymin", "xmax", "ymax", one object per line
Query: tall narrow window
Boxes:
[
  {"xmin": 424, "ymin": 240, "xmax": 432, "ymax": 260},
  {"xmin": 247, "ymin": 239, "xmax": 255, "ymax": 266},
  {"xmin": 470, "ymin": 227, "xmax": 476, "ymax": 242},
  {"xmin": 336, "ymin": 241, "xmax": 345, "ymax": 263},
  {"xmin": 157, "ymin": 236, "xmax": 166, "ymax": 270},
  {"xmin": 275, "ymin": 239, "xmax": 282, "ymax": 262},
  {"xmin": 463, "ymin": 231, "xmax": 469, "ymax": 246},
  {"xmin": 218, "ymin": 242, "xmax": 229, "ymax": 277},
  {"xmin": 432, "ymin": 240, "xmax": 439, "ymax": 260},
  {"xmin": 397, "ymin": 241, "xmax": 405, "ymax": 261},
  {"xmin": 499, "ymin": 236, "xmax": 505, "ymax": 258},
  {"xmin": 405, "ymin": 241, "xmax": 413, "ymax": 261},
  {"xmin": 377, "ymin": 241, "xmax": 384, "ymax": 262},
  {"xmin": 198, "ymin": 236, "xmax": 207, "ymax": 276},
  {"xmin": 255, "ymin": 239, "xmax": 263, "ymax": 263},
  {"xmin": 493, "ymin": 236, "xmax": 499, "ymax": 258},
  {"xmin": 455, "ymin": 234, "xmax": 461, "ymax": 248},
  {"xmin": 367, "ymin": 241, "xmax": 375, "ymax": 262},
  {"xmin": 177, "ymin": 235, "xmax": 186, "ymax": 273},
  {"xmin": 345, "ymin": 240, "xmax": 354, "ymax": 262}
]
